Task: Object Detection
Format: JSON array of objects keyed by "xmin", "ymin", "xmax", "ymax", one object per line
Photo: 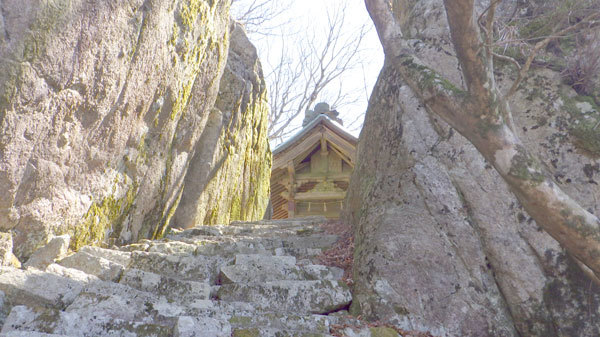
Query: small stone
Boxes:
[
  {"xmin": 58, "ymin": 251, "xmax": 123, "ymax": 281},
  {"xmin": 24, "ymin": 235, "xmax": 70, "ymax": 270}
]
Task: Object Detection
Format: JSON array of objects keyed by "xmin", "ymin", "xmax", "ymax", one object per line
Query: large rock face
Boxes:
[
  {"xmin": 0, "ymin": 0, "xmax": 270, "ymax": 259},
  {"xmin": 346, "ymin": 1, "xmax": 600, "ymax": 336},
  {"xmin": 173, "ymin": 22, "xmax": 271, "ymax": 228}
]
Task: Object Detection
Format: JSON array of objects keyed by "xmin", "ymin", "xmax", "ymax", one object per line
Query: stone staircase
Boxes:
[{"xmin": 0, "ymin": 217, "xmax": 391, "ymax": 337}]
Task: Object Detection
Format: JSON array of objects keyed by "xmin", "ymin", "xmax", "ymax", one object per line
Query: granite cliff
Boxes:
[
  {"xmin": 346, "ymin": 0, "xmax": 600, "ymax": 336},
  {"xmin": 0, "ymin": 0, "xmax": 270, "ymax": 260}
]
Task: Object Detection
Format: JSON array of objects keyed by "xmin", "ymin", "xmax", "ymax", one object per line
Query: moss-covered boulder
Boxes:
[
  {"xmin": 0, "ymin": 0, "xmax": 248, "ymax": 259},
  {"xmin": 173, "ymin": 22, "xmax": 271, "ymax": 228}
]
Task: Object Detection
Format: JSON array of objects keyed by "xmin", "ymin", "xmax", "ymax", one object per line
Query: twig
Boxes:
[
  {"xmin": 504, "ymin": 12, "xmax": 600, "ymax": 99},
  {"xmin": 492, "ymin": 52, "xmax": 521, "ymax": 69}
]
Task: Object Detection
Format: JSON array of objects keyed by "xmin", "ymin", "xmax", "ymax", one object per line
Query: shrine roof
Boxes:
[{"xmin": 272, "ymin": 114, "xmax": 357, "ymax": 156}]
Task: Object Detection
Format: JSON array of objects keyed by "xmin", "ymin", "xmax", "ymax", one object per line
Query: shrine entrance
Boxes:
[{"xmin": 270, "ymin": 103, "xmax": 358, "ymax": 219}]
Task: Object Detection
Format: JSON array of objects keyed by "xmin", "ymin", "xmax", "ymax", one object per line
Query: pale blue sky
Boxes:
[{"xmin": 233, "ymin": 0, "xmax": 384, "ymax": 141}]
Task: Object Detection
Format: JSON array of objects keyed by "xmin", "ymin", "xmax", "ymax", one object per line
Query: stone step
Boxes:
[
  {"xmin": 216, "ymin": 280, "xmax": 352, "ymax": 314},
  {"xmin": 119, "ymin": 268, "xmax": 211, "ymax": 302},
  {"xmin": 229, "ymin": 216, "xmax": 327, "ymax": 228},
  {"xmin": 77, "ymin": 246, "xmax": 131, "ymax": 266},
  {"xmin": 66, "ymin": 280, "xmax": 187, "ymax": 322},
  {"xmin": 168, "ymin": 217, "xmax": 328, "ymax": 241},
  {"xmin": 1, "ymin": 305, "xmax": 356, "ymax": 337},
  {"xmin": 218, "ymin": 254, "xmax": 342, "ymax": 284},
  {"xmin": 230, "ymin": 327, "xmax": 334, "ymax": 337},
  {"xmin": 1, "ymin": 305, "xmax": 173, "ymax": 337},
  {"xmin": 0, "ymin": 217, "xmax": 351, "ymax": 337},
  {"xmin": 1, "ymin": 332, "xmax": 73, "ymax": 337},
  {"xmin": 123, "ymin": 238, "xmax": 271, "ymax": 257},
  {"xmin": 57, "ymin": 251, "xmax": 123, "ymax": 282},
  {"xmin": 153, "ymin": 233, "xmax": 338, "ymax": 258},
  {"xmin": 128, "ymin": 250, "xmax": 230, "ymax": 283},
  {"xmin": 177, "ymin": 312, "xmax": 338, "ymax": 337},
  {"xmin": 176, "ymin": 314, "xmax": 336, "ymax": 337},
  {"xmin": 260, "ymin": 235, "xmax": 339, "ymax": 251},
  {"xmin": 227, "ymin": 312, "xmax": 332, "ymax": 333},
  {"xmin": 0, "ymin": 266, "xmax": 97, "ymax": 310},
  {"xmin": 174, "ymin": 316, "xmax": 232, "ymax": 337}
]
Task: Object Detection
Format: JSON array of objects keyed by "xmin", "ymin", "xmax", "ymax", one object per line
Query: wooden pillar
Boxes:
[
  {"xmin": 320, "ymin": 134, "xmax": 328, "ymax": 156},
  {"xmin": 287, "ymin": 162, "xmax": 296, "ymax": 218}
]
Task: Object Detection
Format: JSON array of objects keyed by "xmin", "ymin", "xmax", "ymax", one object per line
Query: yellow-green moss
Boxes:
[
  {"xmin": 179, "ymin": 0, "xmax": 208, "ymax": 31},
  {"xmin": 228, "ymin": 315, "xmax": 253, "ymax": 325},
  {"xmin": 562, "ymin": 94, "xmax": 600, "ymax": 156},
  {"xmin": 399, "ymin": 56, "xmax": 467, "ymax": 97},
  {"xmin": 71, "ymin": 183, "xmax": 138, "ymax": 251},
  {"xmin": 176, "ymin": 0, "xmax": 229, "ymax": 116},
  {"xmin": 202, "ymin": 92, "xmax": 271, "ymax": 225},
  {"xmin": 507, "ymin": 145, "xmax": 545, "ymax": 185},
  {"xmin": 369, "ymin": 327, "xmax": 400, "ymax": 337},
  {"xmin": 23, "ymin": 1, "xmax": 73, "ymax": 62},
  {"xmin": 229, "ymin": 195, "xmax": 242, "ymax": 220},
  {"xmin": 169, "ymin": 22, "xmax": 179, "ymax": 47},
  {"xmin": 232, "ymin": 328, "xmax": 260, "ymax": 337},
  {"xmin": 171, "ymin": 78, "xmax": 194, "ymax": 120},
  {"xmin": 0, "ymin": 64, "xmax": 20, "ymax": 115}
]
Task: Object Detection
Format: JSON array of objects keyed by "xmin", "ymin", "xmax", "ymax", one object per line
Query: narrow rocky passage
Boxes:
[{"xmin": 0, "ymin": 217, "xmax": 404, "ymax": 337}]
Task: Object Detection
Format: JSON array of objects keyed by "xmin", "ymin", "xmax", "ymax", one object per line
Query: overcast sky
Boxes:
[{"xmin": 232, "ymin": 0, "xmax": 384, "ymax": 141}]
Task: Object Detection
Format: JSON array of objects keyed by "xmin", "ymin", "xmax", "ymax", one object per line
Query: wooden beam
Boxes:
[
  {"xmin": 295, "ymin": 172, "xmax": 351, "ymax": 182},
  {"xmin": 295, "ymin": 191, "xmax": 347, "ymax": 201},
  {"xmin": 273, "ymin": 132, "xmax": 321, "ymax": 169},
  {"xmin": 287, "ymin": 162, "xmax": 295, "ymax": 218},
  {"xmin": 325, "ymin": 131, "xmax": 356, "ymax": 162},
  {"xmin": 329, "ymin": 146, "xmax": 354, "ymax": 168},
  {"xmin": 320, "ymin": 133, "xmax": 328, "ymax": 156}
]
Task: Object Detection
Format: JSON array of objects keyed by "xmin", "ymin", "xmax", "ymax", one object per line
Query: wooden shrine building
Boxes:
[{"xmin": 270, "ymin": 103, "xmax": 358, "ymax": 219}]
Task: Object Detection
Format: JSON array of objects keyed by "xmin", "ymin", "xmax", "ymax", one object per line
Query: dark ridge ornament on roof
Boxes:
[
  {"xmin": 273, "ymin": 103, "xmax": 357, "ymax": 156},
  {"xmin": 302, "ymin": 102, "xmax": 343, "ymax": 126}
]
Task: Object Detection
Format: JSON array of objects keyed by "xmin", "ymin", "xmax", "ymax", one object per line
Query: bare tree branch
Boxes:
[
  {"xmin": 504, "ymin": 11, "xmax": 600, "ymax": 99},
  {"xmin": 231, "ymin": 0, "xmax": 293, "ymax": 36},
  {"xmin": 265, "ymin": 3, "xmax": 370, "ymax": 141}
]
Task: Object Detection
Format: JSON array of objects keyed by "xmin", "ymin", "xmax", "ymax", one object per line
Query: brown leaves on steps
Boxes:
[{"xmin": 316, "ymin": 220, "xmax": 354, "ymax": 286}]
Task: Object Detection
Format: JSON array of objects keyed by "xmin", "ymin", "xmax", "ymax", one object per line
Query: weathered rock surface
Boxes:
[
  {"xmin": 24, "ymin": 235, "xmax": 70, "ymax": 270},
  {"xmin": 0, "ymin": 234, "xmax": 19, "ymax": 269},
  {"xmin": 57, "ymin": 251, "xmax": 124, "ymax": 282},
  {"xmin": 0, "ymin": 0, "xmax": 270, "ymax": 260},
  {"xmin": 173, "ymin": 22, "xmax": 271, "ymax": 228},
  {"xmin": 0, "ymin": 217, "xmax": 385, "ymax": 336},
  {"xmin": 346, "ymin": 0, "xmax": 600, "ymax": 336}
]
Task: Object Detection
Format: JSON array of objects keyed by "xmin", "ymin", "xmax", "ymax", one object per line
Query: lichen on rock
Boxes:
[
  {"xmin": 346, "ymin": 0, "xmax": 600, "ymax": 336},
  {"xmin": 0, "ymin": 0, "xmax": 272, "ymax": 259},
  {"xmin": 172, "ymin": 22, "xmax": 271, "ymax": 229}
]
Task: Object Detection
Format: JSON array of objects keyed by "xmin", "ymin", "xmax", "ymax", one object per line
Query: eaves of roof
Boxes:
[{"xmin": 272, "ymin": 114, "xmax": 358, "ymax": 156}]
